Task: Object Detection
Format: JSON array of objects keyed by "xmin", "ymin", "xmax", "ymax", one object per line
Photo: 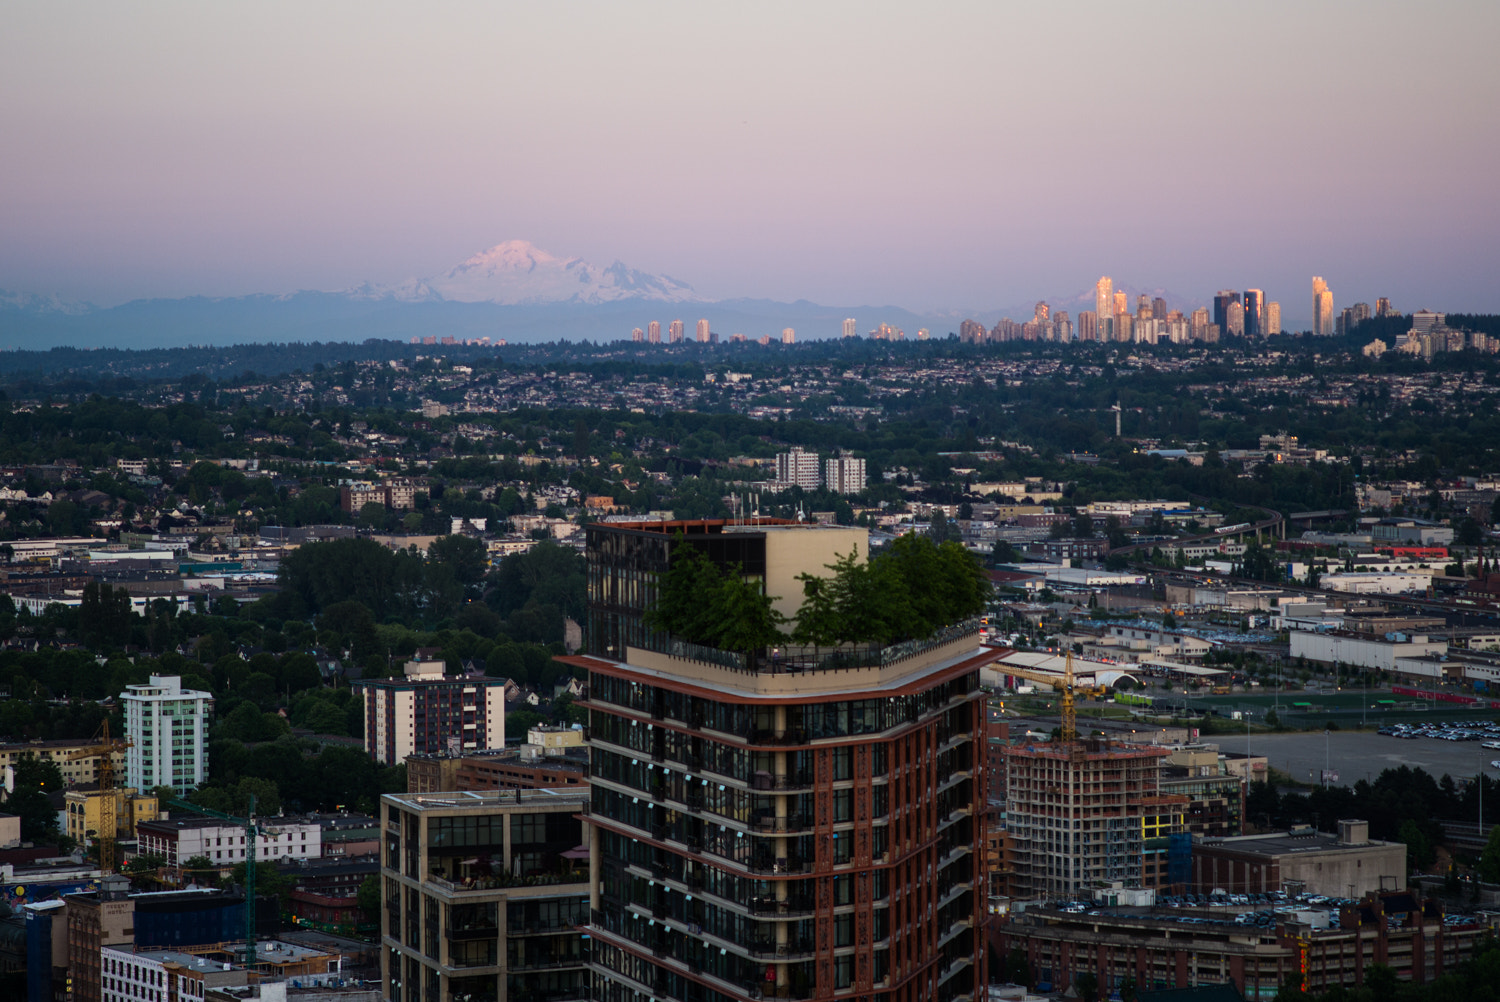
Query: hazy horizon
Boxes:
[{"xmin": 4, "ymin": 2, "xmax": 1498, "ymax": 328}]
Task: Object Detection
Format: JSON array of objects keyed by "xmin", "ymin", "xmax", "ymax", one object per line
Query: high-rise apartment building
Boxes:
[
  {"xmin": 1375, "ymin": 297, "xmax": 1394, "ymax": 318},
  {"xmin": 122, "ymin": 675, "xmax": 212, "ymax": 795},
  {"xmin": 1114, "ymin": 313, "xmax": 1133, "ymax": 342},
  {"xmin": 1077, "ymin": 311, "xmax": 1098, "ymax": 342},
  {"xmin": 1113, "ymin": 291, "xmax": 1128, "ymax": 323},
  {"xmin": 1152, "ymin": 296, "xmax": 1167, "ymax": 321},
  {"xmin": 1243, "ymin": 289, "xmax": 1264, "ymax": 338},
  {"xmin": 669, "ymin": 319, "xmax": 685, "ymax": 343},
  {"xmin": 775, "ymin": 447, "xmax": 822, "ymax": 490},
  {"xmin": 380, "ymin": 789, "xmax": 591, "ymax": 1002},
  {"xmin": 1136, "ymin": 295, "xmax": 1152, "ymax": 319},
  {"xmin": 1212, "ymin": 291, "xmax": 1241, "ymax": 334},
  {"xmin": 573, "ymin": 519, "xmax": 989, "ymax": 1002},
  {"xmin": 354, "ymin": 660, "xmax": 508, "ymax": 765},
  {"xmin": 696, "ymin": 319, "xmax": 711, "ymax": 343},
  {"xmin": 843, "ymin": 317, "xmax": 858, "ymax": 338},
  {"xmin": 1095, "ymin": 276, "xmax": 1113, "ymax": 324},
  {"xmin": 824, "ymin": 455, "xmax": 867, "ymax": 495},
  {"xmin": 1226, "ymin": 301, "xmax": 1245, "ymax": 338},
  {"xmin": 782, "ymin": 327, "xmax": 796, "ymax": 345},
  {"xmin": 1265, "ymin": 301, "xmax": 1281, "ymax": 336},
  {"xmin": 631, "ymin": 328, "xmax": 644, "ymax": 343},
  {"xmin": 1003, "ymin": 739, "xmax": 1186, "ymax": 899},
  {"xmin": 916, "ymin": 327, "xmax": 930, "ymax": 340},
  {"xmin": 1034, "ymin": 302, "xmax": 1050, "ymax": 324},
  {"xmin": 1190, "ymin": 307, "xmax": 1210, "ymax": 341},
  {"xmin": 1312, "ymin": 277, "xmax": 1334, "ymax": 335},
  {"xmin": 648, "ymin": 321, "xmax": 661, "ymax": 344},
  {"xmin": 1053, "ymin": 311, "xmax": 1072, "ymax": 342}
]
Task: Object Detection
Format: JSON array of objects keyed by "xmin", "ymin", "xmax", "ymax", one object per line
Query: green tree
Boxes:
[
  {"xmin": 1398, "ymin": 818, "xmax": 1434, "ymax": 871},
  {"xmin": 646, "ymin": 540, "xmax": 787, "ymax": 654},
  {"xmin": 357, "ymin": 874, "xmax": 382, "ymax": 918},
  {"xmin": 1479, "ymin": 823, "xmax": 1500, "ymax": 883},
  {"xmin": 6, "ymin": 754, "xmax": 66, "ymax": 844},
  {"xmin": 79, "ymin": 581, "xmax": 134, "ymax": 650}
]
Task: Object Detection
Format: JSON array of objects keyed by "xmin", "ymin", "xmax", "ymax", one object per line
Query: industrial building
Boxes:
[
  {"xmin": 1287, "ymin": 630, "xmax": 1447, "ymax": 672},
  {"xmin": 1191, "ymin": 821, "xmax": 1406, "ymax": 899}
]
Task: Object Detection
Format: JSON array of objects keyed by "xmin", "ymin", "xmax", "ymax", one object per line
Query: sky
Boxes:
[{"xmin": 3, "ymin": 1, "xmax": 1499, "ymax": 326}]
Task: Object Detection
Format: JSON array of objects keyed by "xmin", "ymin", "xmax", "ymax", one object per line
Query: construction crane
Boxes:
[
  {"xmin": 167, "ymin": 794, "xmax": 266, "ymax": 970},
  {"xmin": 65, "ymin": 720, "xmax": 131, "ymax": 872},
  {"xmin": 995, "ymin": 651, "xmax": 1107, "ymax": 744}
]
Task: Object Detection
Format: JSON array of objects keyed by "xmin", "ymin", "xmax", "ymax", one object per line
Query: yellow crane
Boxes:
[
  {"xmin": 65, "ymin": 720, "xmax": 132, "ymax": 872},
  {"xmin": 995, "ymin": 651, "xmax": 1106, "ymax": 744}
]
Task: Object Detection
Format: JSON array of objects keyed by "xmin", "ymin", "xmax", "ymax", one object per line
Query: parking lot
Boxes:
[{"xmin": 1247, "ymin": 729, "xmax": 1498, "ymax": 788}]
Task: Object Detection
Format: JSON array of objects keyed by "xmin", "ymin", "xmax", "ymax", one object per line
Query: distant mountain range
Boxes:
[{"xmin": 0, "ymin": 240, "xmax": 1204, "ymax": 350}]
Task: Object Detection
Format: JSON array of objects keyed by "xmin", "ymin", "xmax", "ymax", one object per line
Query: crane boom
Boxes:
[
  {"xmin": 996, "ymin": 651, "xmax": 1106, "ymax": 744},
  {"xmin": 65, "ymin": 720, "xmax": 131, "ymax": 872},
  {"xmin": 168, "ymin": 795, "xmax": 261, "ymax": 969}
]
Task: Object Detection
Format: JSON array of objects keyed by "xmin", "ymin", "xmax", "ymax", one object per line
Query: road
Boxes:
[{"xmin": 1243, "ymin": 730, "xmax": 1497, "ymax": 788}]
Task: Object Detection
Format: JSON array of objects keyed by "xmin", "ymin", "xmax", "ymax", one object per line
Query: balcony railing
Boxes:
[{"xmin": 646, "ymin": 618, "xmax": 980, "ymax": 676}]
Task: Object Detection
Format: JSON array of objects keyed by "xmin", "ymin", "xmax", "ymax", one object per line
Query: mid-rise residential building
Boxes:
[
  {"xmin": 574, "ymin": 519, "xmax": 989, "ymax": 1002},
  {"xmin": 0, "ymin": 738, "xmax": 126, "ymax": 788},
  {"xmin": 1002, "ymin": 738, "xmax": 1187, "ymax": 899},
  {"xmin": 380, "ymin": 789, "xmax": 591, "ymax": 1002},
  {"xmin": 65, "ymin": 875, "xmax": 135, "ymax": 1002},
  {"xmin": 64, "ymin": 786, "xmax": 159, "ymax": 846},
  {"xmin": 136, "ymin": 815, "xmax": 323, "ymax": 872},
  {"xmin": 775, "ymin": 446, "xmax": 822, "ymax": 490},
  {"xmin": 823, "ymin": 455, "xmax": 866, "ymax": 495},
  {"xmin": 122, "ymin": 675, "xmax": 213, "ymax": 795},
  {"xmin": 353, "ymin": 660, "xmax": 507, "ymax": 765},
  {"xmin": 339, "ymin": 478, "xmax": 420, "ymax": 513},
  {"xmin": 101, "ymin": 945, "xmax": 250, "ymax": 1002},
  {"xmin": 781, "ymin": 327, "xmax": 795, "ymax": 344},
  {"xmin": 997, "ymin": 889, "xmax": 1480, "ymax": 1000}
]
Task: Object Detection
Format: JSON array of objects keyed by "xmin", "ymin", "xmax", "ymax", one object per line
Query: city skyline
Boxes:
[{"xmin": 2, "ymin": 3, "xmax": 1497, "ymax": 326}]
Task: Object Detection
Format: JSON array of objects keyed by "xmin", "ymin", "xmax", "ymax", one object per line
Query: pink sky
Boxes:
[{"xmin": 2, "ymin": 1, "xmax": 1498, "ymax": 327}]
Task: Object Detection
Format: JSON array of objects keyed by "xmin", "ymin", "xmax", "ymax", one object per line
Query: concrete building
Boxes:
[
  {"xmin": 64, "ymin": 786, "xmax": 159, "ymax": 846},
  {"xmin": 1159, "ymin": 747, "xmax": 1246, "ymax": 838},
  {"xmin": 1319, "ymin": 572, "xmax": 1431, "ymax": 595},
  {"xmin": 775, "ymin": 446, "xmax": 822, "ymax": 490},
  {"xmin": 122, "ymin": 675, "xmax": 213, "ymax": 795},
  {"xmin": 574, "ymin": 518, "xmax": 988, "ymax": 1002},
  {"xmin": 997, "ymin": 889, "xmax": 1481, "ymax": 1000},
  {"xmin": 1288, "ymin": 630, "xmax": 1446, "ymax": 671},
  {"xmin": 1313, "ymin": 277, "xmax": 1334, "ymax": 336},
  {"xmin": 353, "ymin": 660, "xmax": 507, "ymax": 765},
  {"xmin": 136, "ymin": 815, "xmax": 323, "ymax": 871},
  {"xmin": 696, "ymin": 318, "xmax": 710, "ymax": 343},
  {"xmin": 65, "ymin": 875, "xmax": 135, "ymax": 1002},
  {"xmin": 0, "ymin": 738, "xmax": 126, "ymax": 789},
  {"xmin": 823, "ymin": 455, "xmax": 866, "ymax": 495},
  {"xmin": 1003, "ymin": 739, "xmax": 1187, "ymax": 899},
  {"xmin": 380, "ymin": 789, "xmax": 591, "ymax": 1002},
  {"xmin": 101, "ymin": 945, "xmax": 250, "ymax": 1002},
  {"xmin": 1191, "ymin": 820, "xmax": 1405, "ymax": 898}
]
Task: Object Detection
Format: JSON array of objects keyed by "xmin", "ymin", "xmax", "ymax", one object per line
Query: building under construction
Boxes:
[{"xmin": 1002, "ymin": 738, "xmax": 1187, "ymax": 899}]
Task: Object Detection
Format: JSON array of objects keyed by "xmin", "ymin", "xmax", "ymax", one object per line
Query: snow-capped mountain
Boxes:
[{"xmin": 356, "ymin": 240, "xmax": 700, "ymax": 306}]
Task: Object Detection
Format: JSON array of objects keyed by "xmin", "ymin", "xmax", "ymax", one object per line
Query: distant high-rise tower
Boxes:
[
  {"xmin": 631, "ymin": 327, "xmax": 644, "ymax": 343},
  {"xmin": 1152, "ymin": 296, "xmax": 1167, "ymax": 321},
  {"xmin": 647, "ymin": 320, "xmax": 661, "ymax": 344},
  {"xmin": 1226, "ymin": 301, "xmax": 1245, "ymax": 337},
  {"xmin": 1375, "ymin": 297, "xmax": 1394, "ymax": 318},
  {"xmin": 668, "ymin": 319, "xmax": 684, "ymax": 343},
  {"xmin": 1113, "ymin": 290, "xmax": 1128, "ymax": 322},
  {"xmin": 842, "ymin": 317, "xmax": 857, "ymax": 338},
  {"xmin": 916, "ymin": 327, "xmax": 930, "ymax": 340},
  {"xmin": 1243, "ymin": 289, "xmax": 1264, "ymax": 338},
  {"xmin": 1312, "ymin": 277, "xmax": 1334, "ymax": 335},
  {"xmin": 1190, "ymin": 308, "xmax": 1210, "ymax": 341},
  {"xmin": 1213, "ymin": 290, "xmax": 1241, "ymax": 333},
  {"xmin": 695, "ymin": 318, "xmax": 710, "ymax": 343},
  {"xmin": 1265, "ymin": 302, "xmax": 1281, "ymax": 336},
  {"xmin": 1078, "ymin": 311, "xmax": 1098, "ymax": 342},
  {"xmin": 1095, "ymin": 276, "xmax": 1113, "ymax": 319},
  {"xmin": 781, "ymin": 327, "xmax": 795, "ymax": 344},
  {"xmin": 1136, "ymin": 294, "xmax": 1152, "ymax": 319},
  {"xmin": 1034, "ymin": 301, "xmax": 1050, "ymax": 324},
  {"xmin": 1054, "ymin": 310, "xmax": 1072, "ymax": 342}
]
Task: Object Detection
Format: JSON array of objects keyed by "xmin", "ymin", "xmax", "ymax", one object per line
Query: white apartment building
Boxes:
[
  {"xmin": 775, "ymin": 447, "xmax": 822, "ymax": 490},
  {"xmin": 102, "ymin": 946, "xmax": 249, "ymax": 1002},
  {"xmin": 122, "ymin": 675, "xmax": 213, "ymax": 794},
  {"xmin": 823, "ymin": 455, "xmax": 866, "ymax": 495},
  {"xmin": 135, "ymin": 816, "xmax": 323, "ymax": 869}
]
